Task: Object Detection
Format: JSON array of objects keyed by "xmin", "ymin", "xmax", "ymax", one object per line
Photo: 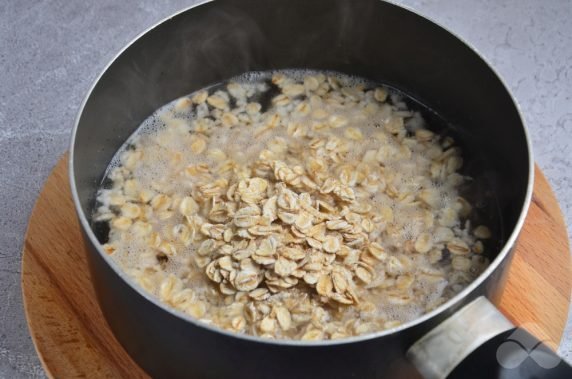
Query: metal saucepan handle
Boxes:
[{"xmin": 407, "ymin": 296, "xmax": 572, "ymax": 379}]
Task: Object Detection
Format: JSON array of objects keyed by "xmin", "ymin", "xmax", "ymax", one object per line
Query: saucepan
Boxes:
[{"xmin": 69, "ymin": 0, "xmax": 570, "ymax": 377}]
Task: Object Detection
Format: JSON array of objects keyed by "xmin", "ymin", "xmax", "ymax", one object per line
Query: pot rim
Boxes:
[{"xmin": 69, "ymin": 0, "xmax": 534, "ymax": 347}]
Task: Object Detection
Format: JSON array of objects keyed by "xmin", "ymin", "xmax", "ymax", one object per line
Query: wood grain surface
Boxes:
[{"xmin": 21, "ymin": 155, "xmax": 571, "ymax": 378}]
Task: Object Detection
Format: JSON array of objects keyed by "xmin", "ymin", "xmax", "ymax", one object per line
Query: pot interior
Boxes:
[{"xmin": 72, "ymin": 0, "xmax": 530, "ymax": 271}]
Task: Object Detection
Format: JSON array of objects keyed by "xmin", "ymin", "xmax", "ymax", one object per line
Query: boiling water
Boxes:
[{"xmin": 91, "ymin": 70, "xmax": 499, "ymax": 339}]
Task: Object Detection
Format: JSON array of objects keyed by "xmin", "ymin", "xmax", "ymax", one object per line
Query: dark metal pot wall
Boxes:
[{"xmin": 70, "ymin": 0, "xmax": 532, "ymax": 378}]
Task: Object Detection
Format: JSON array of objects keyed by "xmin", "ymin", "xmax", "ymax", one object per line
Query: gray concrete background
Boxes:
[{"xmin": 0, "ymin": 0, "xmax": 570, "ymax": 377}]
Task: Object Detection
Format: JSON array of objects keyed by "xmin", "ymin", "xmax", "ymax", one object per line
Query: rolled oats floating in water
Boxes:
[{"xmin": 94, "ymin": 70, "xmax": 492, "ymax": 340}]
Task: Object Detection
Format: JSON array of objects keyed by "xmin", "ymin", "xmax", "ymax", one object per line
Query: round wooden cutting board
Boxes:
[{"xmin": 21, "ymin": 154, "xmax": 572, "ymax": 378}]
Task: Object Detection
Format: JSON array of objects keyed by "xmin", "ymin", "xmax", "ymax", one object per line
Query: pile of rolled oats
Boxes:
[{"xmin": 94, "ymin": 71, "xmax": 492, "ymax": 340}]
